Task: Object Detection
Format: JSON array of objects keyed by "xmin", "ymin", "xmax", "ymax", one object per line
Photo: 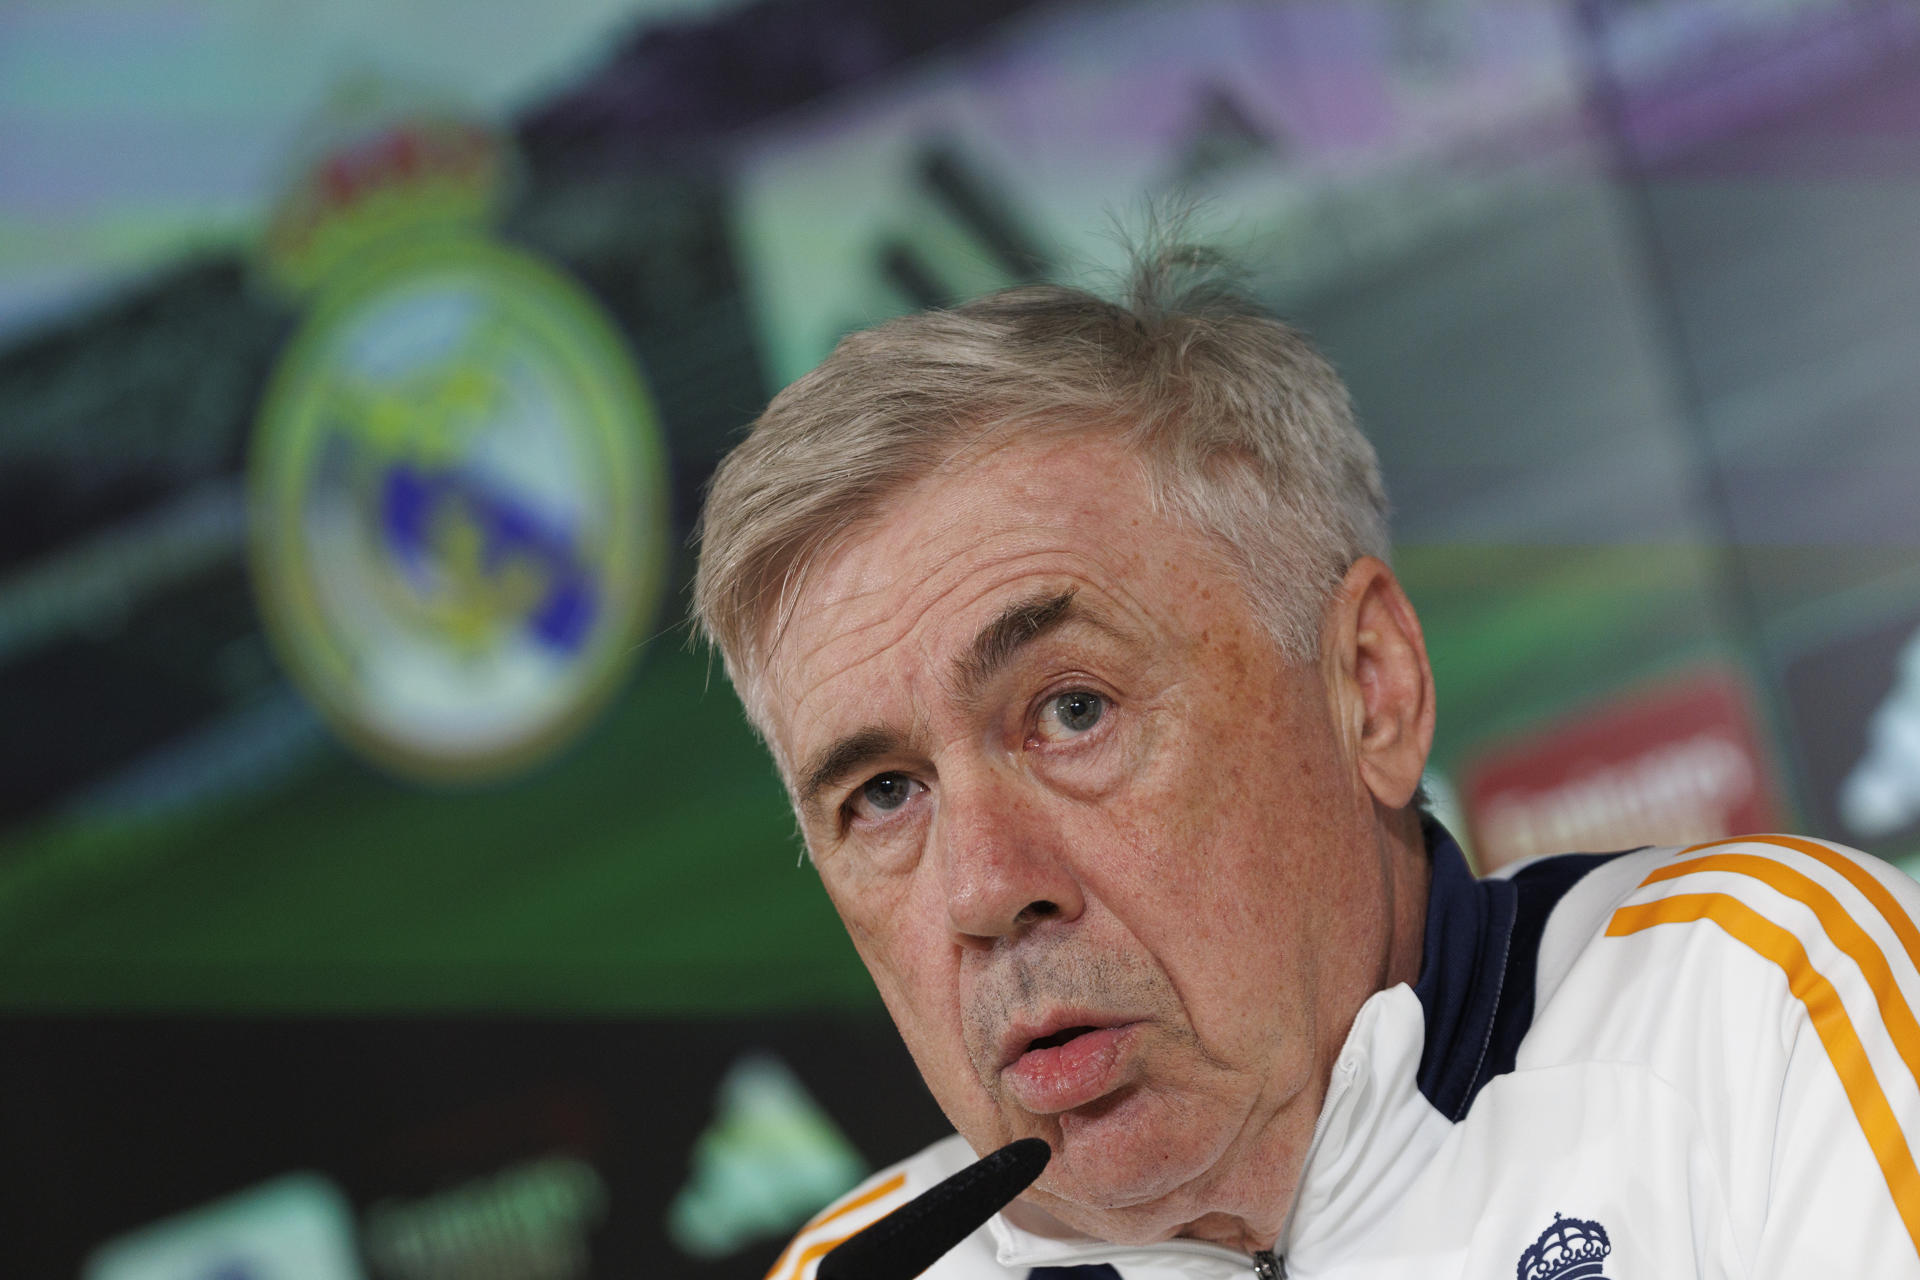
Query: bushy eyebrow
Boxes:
[
  {"xmin": 794, "ymin": 589, "xmax": 1109, "ymax": 820},
  {"xmin": 797, "ymin": 725, "xmax": 906, "ymax": 818},
  {"xmin": 949, "ymin": 588, "xmax": 1081, "ymax": 708}
]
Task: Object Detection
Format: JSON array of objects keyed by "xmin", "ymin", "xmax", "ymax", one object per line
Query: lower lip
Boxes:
[{"xmin": 1002, "ymin": 1025, "xmax": 1136, "ymax": 1114}]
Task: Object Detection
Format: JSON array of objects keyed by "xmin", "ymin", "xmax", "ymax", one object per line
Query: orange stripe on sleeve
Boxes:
[
  {"xmin": 1644, "ymin": 852, "xmax": 1920, "ymax": 1096},
  {"xmin": 763, "ymin": 1173, "xmax": 908, "ymax": 1280},
  {"xmin": 1607, "ymin": 891, "xmax": 1920, "ymax": 1258},
  {"xmin": 1679, "ymin": 835, "xmax": 1920, "ymax": 975},
  {"xmin": 777, "ymin": 1227, "xmax": 865, "ymax": 1280}
]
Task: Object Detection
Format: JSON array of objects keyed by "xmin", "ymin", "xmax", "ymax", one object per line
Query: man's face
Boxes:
[{"xmin": 762, "ymin": 433, "xmax": 1407, "ymax": 1244}]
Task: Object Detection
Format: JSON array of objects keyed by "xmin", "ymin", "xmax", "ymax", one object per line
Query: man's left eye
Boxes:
[{"xmin": 1037, "ymin": 690, "xmax": 1106, "ymax": 738}]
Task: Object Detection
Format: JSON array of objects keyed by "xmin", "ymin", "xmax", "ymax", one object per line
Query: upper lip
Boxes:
[{"xmin": 996, "ymin": 1009, "xmax": 1132, "ymax": 1070}]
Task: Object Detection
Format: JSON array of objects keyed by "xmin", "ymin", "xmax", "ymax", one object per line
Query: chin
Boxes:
[
  {"xmin": 1030, "ymin": 1100, "xmax": 1228, "ymax": 1237},
  {"xmin": 1029, "ymin": 1174, "xmax": 1199, "ymax": 1248}
]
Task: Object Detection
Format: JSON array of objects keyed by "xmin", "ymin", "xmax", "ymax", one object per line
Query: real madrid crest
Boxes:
[
  {"xmin": 249, "ymin": 83, "xmax": 668, "ymax": 782},
  {"xmin": 1517, "ymin": 1212, "xmax": 1613, "ymax": 1280}
]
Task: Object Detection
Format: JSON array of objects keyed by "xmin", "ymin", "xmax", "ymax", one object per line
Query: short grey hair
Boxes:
[{"xmin": 692, "ymin": 250, "xmax": 1390, "ymax": 734}]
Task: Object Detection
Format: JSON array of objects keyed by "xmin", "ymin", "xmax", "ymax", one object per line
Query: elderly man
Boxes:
[{"xmin": 694, "ymin": 260, "xmax": 1920, "ymax": 1279}]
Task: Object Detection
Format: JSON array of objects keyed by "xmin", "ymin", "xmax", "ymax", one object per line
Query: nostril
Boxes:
[{"xmin": 1017, "ymin": 900, "xmax": 1059, "ymax": 923}]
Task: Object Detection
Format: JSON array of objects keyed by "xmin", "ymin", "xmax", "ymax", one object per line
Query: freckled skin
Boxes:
[{"xmin": 761, "ymin": 433, "xmax": 1434, "ymax": 1254}]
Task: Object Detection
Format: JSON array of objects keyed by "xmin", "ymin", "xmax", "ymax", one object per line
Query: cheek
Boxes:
[
  {"xmin": 1100, "ymin": 686, "xmax": 1345, "ymax": 1021},
  {"xmin": 838, "ymin": 882, "xmax": 965, "ymax": 1047},
  {"xmin": 853, "ymin": 929, "xmax": 1003, "ymax": 1131}
]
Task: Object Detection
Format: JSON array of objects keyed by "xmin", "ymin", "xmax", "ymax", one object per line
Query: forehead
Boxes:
[{"xmin": 759, "ymin": 433, "xmax": 1232, "ymax": 760}]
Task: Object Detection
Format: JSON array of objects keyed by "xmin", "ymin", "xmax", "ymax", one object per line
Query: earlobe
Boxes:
[{"xmin": 1332, "ymin": 558, "xmax": 1435, "ymax": 810}]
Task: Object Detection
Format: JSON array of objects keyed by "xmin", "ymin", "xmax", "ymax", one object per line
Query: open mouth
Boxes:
[
  {"xmin": 1026, "ymin": 1025, "xmax": 1100, "ymax": 1053},
  {"xmin": 1002, "ymin": 1022, "xmax": 1134, "ymax": 1113}
]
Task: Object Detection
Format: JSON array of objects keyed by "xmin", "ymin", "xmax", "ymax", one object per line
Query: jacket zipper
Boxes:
[{"xmin": 1260, "ymin": 1047, "xmax": 1364, "ymax": 1280}]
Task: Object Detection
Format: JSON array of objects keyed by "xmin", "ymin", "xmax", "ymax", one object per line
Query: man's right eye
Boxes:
[{"xmin": 850, "ymin": 771, "xmax": 921, "ymax": 820}]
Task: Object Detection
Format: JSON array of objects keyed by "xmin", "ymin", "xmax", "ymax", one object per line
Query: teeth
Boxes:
[{"xmin": 1028, "ymin": 1025, "xmax": 1097, "ymax": 1052}]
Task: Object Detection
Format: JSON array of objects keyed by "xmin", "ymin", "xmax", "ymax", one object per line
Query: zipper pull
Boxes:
[{"xmin": 1252, "ymin": 1249, "xmax": 1284, "ymax": 1279}]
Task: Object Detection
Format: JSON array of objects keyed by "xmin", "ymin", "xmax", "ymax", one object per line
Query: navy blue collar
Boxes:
[
  {"xmin": 1409, "ymin": 818, "xmax": 1624, "ymax": 1121},
  {"xmin": 1410, "ymin": 818, "xmax": 1517, "ymax": 1120}
]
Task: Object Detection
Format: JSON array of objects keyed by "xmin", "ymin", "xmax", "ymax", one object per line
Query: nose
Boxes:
[{"xmin": 935, "ymin": 770, "xmax": 1085, "ymax": 943}]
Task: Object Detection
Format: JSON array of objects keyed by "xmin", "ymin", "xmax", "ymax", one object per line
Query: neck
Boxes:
[{"xmin": 1382, "ymin": 803, "xmax": 1434, "ymax": 991}]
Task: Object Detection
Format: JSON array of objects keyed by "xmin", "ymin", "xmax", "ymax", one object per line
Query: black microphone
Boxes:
[{"xmin": 816, "ymin": 1138, "xmax": 1052, "ymax": 1280}]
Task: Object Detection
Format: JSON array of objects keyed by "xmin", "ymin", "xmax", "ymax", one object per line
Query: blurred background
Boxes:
[{"xmin": 5, "ymin": 0, "xmax": 1920, "ymax": 1275}]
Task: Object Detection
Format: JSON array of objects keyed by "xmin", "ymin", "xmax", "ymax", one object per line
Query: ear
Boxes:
[{"xmin": 1322, "ymin": 557, "xmax": 1435, "ymax": 810}]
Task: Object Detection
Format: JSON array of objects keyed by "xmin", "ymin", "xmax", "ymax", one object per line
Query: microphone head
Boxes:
[{"xmin": 816, "ymin": 1138, "xmax": 1051, "ymax": 1280}]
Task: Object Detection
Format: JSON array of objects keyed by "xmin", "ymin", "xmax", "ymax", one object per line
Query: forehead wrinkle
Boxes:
[
  {"xmin": 789, "ymin": 545, "xmax": 1067, "ymax": 702},
  {"xmin": 775, "ymin": 583, "xmax": 928, "ymax": 748},
  {"xmin": 787, "ymin": 600, "xmax": 908, "ymax": 687}
]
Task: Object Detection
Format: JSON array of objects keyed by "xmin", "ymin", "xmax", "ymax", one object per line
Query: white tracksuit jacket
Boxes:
[{"xmin": 769, "ymin": 829, "xmax": 1920, "ymax": 1279}]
